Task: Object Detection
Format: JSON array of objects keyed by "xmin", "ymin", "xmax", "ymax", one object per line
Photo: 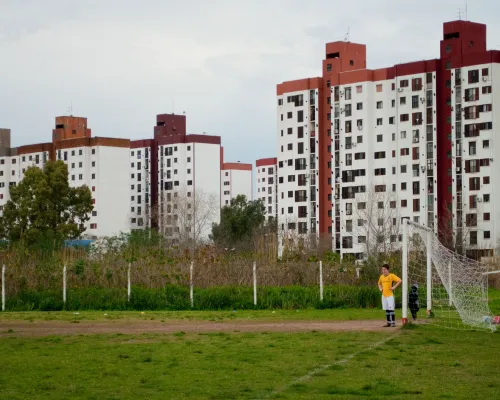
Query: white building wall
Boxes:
[
  {"xmin": 130, "ymin": 147, "xmax": 152, "ymax": 230},
  {"xmin": 452, "ymin": 62, "xmax": 498, "ymax": 252},
  {"xmin": 194, "ymin": 142, "xmax": 221, "ymax": 238},
  {"xmin": 93, "ymin": 146, "xmax": 131, "ymax": 238},
  {"xmin": 221, "ymin": 168, "xmax": 252, "ymax": 206},
  {"xmin": 332, "ymin": 72, "xmax": 437, "ymax": 258},
  {"xmin": 277, "ymin": 88, "xmax": 320, "ymax": 254},
  {"xmin": 256, "ymin": 163, "xmax": 277, "ymax": 221},
  {"xmin": 158, "ymin": 141, "xmax": 221, "ymax": 242}
]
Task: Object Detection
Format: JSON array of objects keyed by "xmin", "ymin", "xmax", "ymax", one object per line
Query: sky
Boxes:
[{"xmin": 1, "ymin": 0, "xmax": 500, "ymax": 165}]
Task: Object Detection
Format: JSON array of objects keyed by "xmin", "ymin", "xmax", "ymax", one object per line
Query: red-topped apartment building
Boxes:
[{"xmin": 276, "ymin": 20, "xmax": 500, "ymax": 259}]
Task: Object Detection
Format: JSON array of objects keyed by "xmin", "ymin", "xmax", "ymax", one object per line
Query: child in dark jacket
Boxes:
[{"xmin": 409, "ymin": 284, "xmax": 420, "ymax": 321}]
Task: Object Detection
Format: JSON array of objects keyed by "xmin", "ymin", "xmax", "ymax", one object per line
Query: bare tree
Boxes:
[
  {"xmin": 344, "ymin": 187, "xmax": 401, "ymax": 259},
  {"xmin": 439, "ymin": 205, "xmax": 494, "ymax": 259},
  {"xmin": 153, "ymin": 186, "xmax": 219, "ymax": 250}
]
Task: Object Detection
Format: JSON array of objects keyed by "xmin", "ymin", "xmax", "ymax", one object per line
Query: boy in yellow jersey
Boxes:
[{"xmin": 378, "ymin": 264, "xmax": 402, "ymax": 327}]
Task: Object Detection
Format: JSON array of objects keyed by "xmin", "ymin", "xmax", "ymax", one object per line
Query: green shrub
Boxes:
[{"xmin": 4, "ymin": 285, "xmax": 382, "ymax": 311}]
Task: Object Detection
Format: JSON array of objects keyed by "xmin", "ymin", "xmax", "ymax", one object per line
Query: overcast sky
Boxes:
[{"xmin": 1, "ymin": 0, "xmax": 500, "ymax": 164}]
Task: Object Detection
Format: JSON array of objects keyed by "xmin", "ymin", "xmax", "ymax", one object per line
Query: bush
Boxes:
[{"xmin": 4, "ymin": 285, "xmax": 382, "ymax": 311}]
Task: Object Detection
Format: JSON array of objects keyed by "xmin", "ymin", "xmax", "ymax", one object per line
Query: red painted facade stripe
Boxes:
[
  {"xmin": 256, "ymin": 157, "xmax": 277, "ymax": 167},
  {"xmin": 277, "ymin": 77, "xmax": 321, "ymax": 96},
  {"xmin": 222, "ymin": 162, "xmax": 252, "ymax": 171}
]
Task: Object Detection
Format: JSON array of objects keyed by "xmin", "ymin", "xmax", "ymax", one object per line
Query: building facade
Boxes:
[
  {"xmin": 0, "ymin": 113, "xmax": 251, "ymax": 243},
  {"xmin": 277, "ymin": 20, "xmax": 500, "ymax": 259},
  {"xmin": 256, "ymin": 157, "xmax": 278, "ymax": 221},
  {"xmin": 221, "ymin": 162, "xmax": 253, "ymax": 206},
  {"xmin": 0, "ymin": 117, "xmax": 131, "ymax": 238}
]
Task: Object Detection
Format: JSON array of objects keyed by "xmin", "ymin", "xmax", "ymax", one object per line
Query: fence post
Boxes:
[
  {"xmin": 253, "ymin": 261, "xmax": 257, "ymax": 306},
  {"xmin": 127, "ymin": 263, "xmax": 131, "ymax": 302},
  {"xmin": 319, "ymin": 261, "xmax": 324, "ymax": 302},
  {"xmin": 1, "ymin": 264, "xmax": 5, "ymax": 312},
  {"xmin": 63, "ymin": 265, "xmax": 67, "ymax": 305},
  {"xmin": 448, "ymin": 261, "xmax": 452, "ymax": 306},
  {"xmin": 190, "ymin": 261, "xmax": 194, "ymax": 308}
]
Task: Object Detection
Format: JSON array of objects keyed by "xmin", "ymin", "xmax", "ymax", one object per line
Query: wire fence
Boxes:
[{"xmin": 0, "ymin": 256, "xmax": 382, "ymax": 311}]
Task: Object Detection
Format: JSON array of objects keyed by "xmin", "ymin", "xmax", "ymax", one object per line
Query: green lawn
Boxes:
[{"xmin": 0, "ymin": 323, "xmax": 498, "ymax": 399}]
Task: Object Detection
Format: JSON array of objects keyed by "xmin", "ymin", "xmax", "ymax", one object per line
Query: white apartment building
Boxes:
[
  {"xmin": 130, "ymin": 142, "xmax": 153, "ymax": 230},
  {"xmin": 0, "ymin": 118, "xmax": 131, "ymax": 238},
  {"xmin": 276, "ymin": 20, "xmax": 500, "ymax": 259},
  {"xmin": 451, "ymin": 63, "xmax": 500, "ymax": 254},
  {"xmin": 256, "ymin": 157, "xmax": 277, "ymax": 221},
  {"xmin": 221, "ymin": 162, "xmax": 253, "ymax": 206},
  {"xmin": 276, "ymin": 80, "xmax": 321, "ymax": 253}
]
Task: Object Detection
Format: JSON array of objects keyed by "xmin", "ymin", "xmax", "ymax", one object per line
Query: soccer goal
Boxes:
[{"xmin": 401, "ymin": 219, "xmax": 496, "ymax": 332}]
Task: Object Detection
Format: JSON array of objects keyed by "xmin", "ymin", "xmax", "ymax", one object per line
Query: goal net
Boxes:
[{"xmin": 402, "ymin": 220, "xmax": 496, "ymax": 332}]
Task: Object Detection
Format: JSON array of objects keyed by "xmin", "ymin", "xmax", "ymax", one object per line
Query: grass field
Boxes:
[{"xmin": 0, "ymin": 309, "xmax": 499, "ymax": 399}]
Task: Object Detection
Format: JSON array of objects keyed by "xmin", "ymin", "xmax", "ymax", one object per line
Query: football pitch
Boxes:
[{"xmin": 0, "ymin": 310, "xmax": 499, "ymax": 399}]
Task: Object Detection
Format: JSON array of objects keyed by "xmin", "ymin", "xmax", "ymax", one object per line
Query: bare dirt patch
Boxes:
[{"xmin": 0, "ymin": 319, "xmax": 394, "ymax": 337}]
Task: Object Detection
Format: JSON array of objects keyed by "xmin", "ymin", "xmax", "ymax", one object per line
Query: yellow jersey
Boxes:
[{"xmin": 378, "ymin": 273, "xmax": 401, "ymax": 298}]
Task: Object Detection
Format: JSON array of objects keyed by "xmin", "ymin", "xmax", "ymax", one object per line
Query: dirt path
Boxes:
[{"xmin": 0, "ymin": 319, "xmax": 394, "ymax": 337}]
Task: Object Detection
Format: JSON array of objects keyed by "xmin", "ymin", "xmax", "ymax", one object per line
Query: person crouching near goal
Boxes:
[{"xmin": 378, "ymin": 264, "xmax": 402, "ymax": 327}]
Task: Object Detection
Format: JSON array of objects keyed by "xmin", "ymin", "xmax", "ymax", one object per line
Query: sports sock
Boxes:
[
  {"xmin": 385, "ymin": 311, "xmax": 390, "ymax": 322},
  {"xmin": 389, "ymin": 310, "xmax": 395, "ymax": 322}
]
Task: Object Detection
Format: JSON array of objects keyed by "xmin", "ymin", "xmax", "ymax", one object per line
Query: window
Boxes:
[
  {"xmin": 401, "ymin": 148, "xmax": 409, "ymax": 156},
  {"xmin": 466, "ymin": 214, "xmax": 478, "ymax": 227},
  {"xmin": 374, "ymin": 168, "xmax": 385, "ymax": 176},
  {"xmin": 374, "ymin": 151, "xmax": 385, "ymax": 159},
  {"xmin": 400, "ymin": 97, "xmax": 406, "ymax": 105},
  {"xmin": 389, "ymin": 117, "xmax": 395, "ymax": 125},
  {"xmin": 470, "ymin": 231, "xmax": 478, "ymax": 245},
  {"xmin": 297, "ymin": 126, "xmax": 304, "ymax": 139},
  {"xmin": 377, "ymin": 118, "xmax": 383, "ymax": 126},
  {"xmin": 413, "ymin": 198, "xmax": 420, "ymax": 212},
  {"xmin": 297, "ymin": 110, "xmax": 304, "ymax": 123},
  {"xmin": 400, "ymin": 79, "xmax": 409, "ymax": 88},
  {"xmin": 484, "ymin": 176, "xmax": 490, "ymax": 185},
  {"xmin": 401, "ymin": 200, "xmax": 407, "ymax": 207},
  {"xmin": 377, "ymin": 134, "xmax": 382, "ymax": 142},
  {"xmin": 412, "ymin": 77, "xmax": 422, "ymax": 91},
  {"xmin": 376, "ymin": 84, "xmax": 383, "ymax": 93},
  {"xmin": 356, "ymin": 102, "xmax": 363, "ymax": 110},
  {"xmin": 90, "ymin": 223, "xmax": 97, "ymax": 229},
  {"xmin": 346, "ymin": 220, "xmax": 353, "ymax": 232},
  {"xmin": 401, "ymin": 182, "xmax": 407, "ymax": 190},
  {"xmin": 470, "ymin": 195, "xmax": 477, "ymax": 209},
  {"xmin": 468, "ymin": 69, "xmax": 479, "ymax": 84},
  {"xmin": 484, "ymin": 213, "xmax": 490, "ymax": 221},
  {"xmin": 287, "ymin": 112, "xmax": 292, "ymax": 119},
  {"xmin": 374, "ymin": 185, "xmax": 386, "ymax": 193},
  {"xmin": 344, "ymin": 87, "xmax": 352, "ymax": 100},
  {"xmin": 483, "ymin": 140, "xmax": 490, "ymax": 149},
  {"xmin": 484, "ymin": 194, "xmax": 490, "ymax": 203},
  {"xmin": 469, "ymin": 141, "xmax": 476, "ymax": 156},
  {"xmin": 484, "ymin": 231, "xmax": 491, "ymax": 240},
  {"xmin": 482, "ymin": 86, "xmax": 492, "ymax": 94},
  {"xmin": 412, "ymin": 95, "xmax": 419, "ymax": 108},
  {"xmin": 376, "ymin": 101, "xmax": 383, "ymax": 109},
  {"xmin": 326, "ymin": 64, "xmax": 332, "ymax": 71},
  {"xmin": 401, "ymin": 131, "xmax": 407, "ymax": 139},
  {"xmin": 469, "ymin": 177, "xmax": 480, "ymax": 191},
  {"xmin": 412, "ymin": 112, "xmax": 422, "ymax": 125},
  {"xmin": 400, "ymin": 114, "xmax": 409, "ymax": 122},
  {"xmin": 345, "ymin": 154, "xmax": 352, "ymax": 166},
  {"xmin": 345, "ymin": 120, "xmax": 352, "ymax": 133}
]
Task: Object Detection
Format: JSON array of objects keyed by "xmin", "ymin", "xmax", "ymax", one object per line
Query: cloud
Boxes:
[{"xmin": 1, "ymin": 0, "xmax": 500, "ymax": 169}]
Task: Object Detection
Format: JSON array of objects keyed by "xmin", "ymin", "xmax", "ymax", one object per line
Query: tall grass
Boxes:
[{"xmin": 5, "ymin": 285, "xmax": 382, "ymax": 311}]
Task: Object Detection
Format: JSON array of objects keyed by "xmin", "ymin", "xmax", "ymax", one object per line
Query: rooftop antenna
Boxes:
[
  {"xmin": 344, "ymin": 27, "xmax": 350, "ymax": 42},
  {"xmin": 67, "ymin": 101, "xmax": 73, "ymax": 116}
]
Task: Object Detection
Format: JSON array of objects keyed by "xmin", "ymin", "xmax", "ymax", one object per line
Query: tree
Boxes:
[
  {"xmin": 211, "ymin": 195, "xmax": 265, "ymax": 249},
  {"xmin": 0, "ymin": 161, "xmax": 93, "ymax": 245},
  {"xmin": 345, "ymin": 188, "xmax": 401, "ymax": 259},
  {"xmin": 154, "ymin": 186, "xmax": 219, "ymax": 249}
]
